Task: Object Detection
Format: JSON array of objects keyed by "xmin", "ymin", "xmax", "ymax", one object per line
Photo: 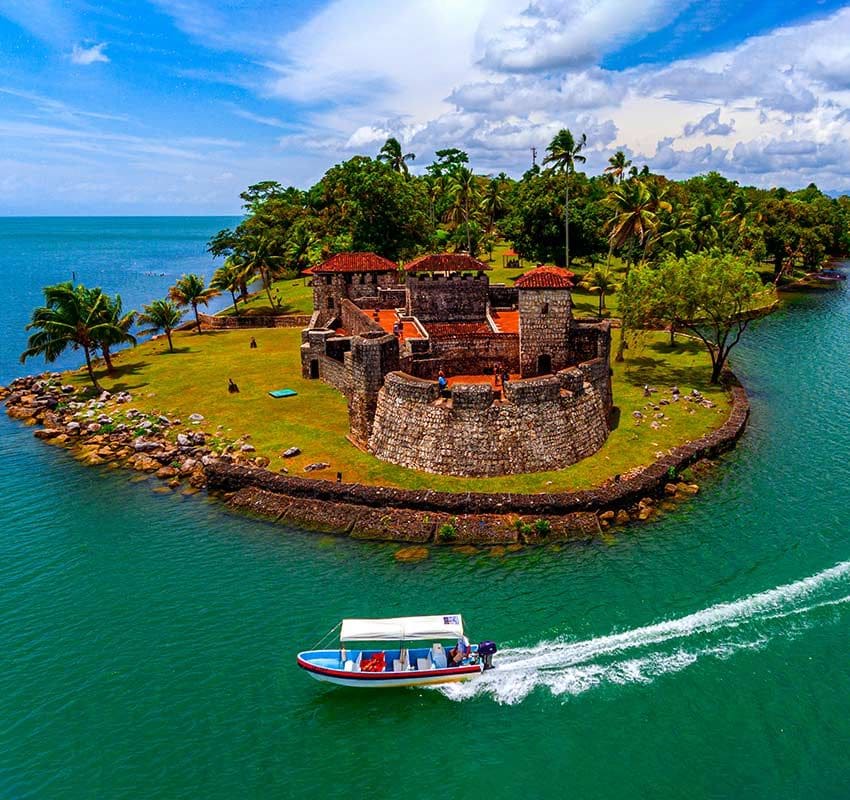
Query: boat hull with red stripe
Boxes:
[{"xmin": 297, "ymin": 649, "xmax": 483, "ymax": 688}]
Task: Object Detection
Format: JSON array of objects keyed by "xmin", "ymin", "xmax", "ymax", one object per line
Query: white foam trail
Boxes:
[{"xmin": 437, "ymin": 560, "xmax": 850, "ymax": 704}]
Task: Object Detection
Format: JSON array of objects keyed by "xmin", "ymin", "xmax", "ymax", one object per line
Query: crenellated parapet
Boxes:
[{"xmin": 367, "ymin": 370, "xmax": 609, "ymax": 476}]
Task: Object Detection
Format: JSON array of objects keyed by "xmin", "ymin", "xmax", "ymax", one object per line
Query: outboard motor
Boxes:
[{"xmin": 478, "ymin": 641, "xmax": 498, "ymax": 670}]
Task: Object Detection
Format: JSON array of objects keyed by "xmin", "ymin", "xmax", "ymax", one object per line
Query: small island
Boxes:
[{"xmin": 7, "ymin": 128, "xmax": 847, "ymax": 547}]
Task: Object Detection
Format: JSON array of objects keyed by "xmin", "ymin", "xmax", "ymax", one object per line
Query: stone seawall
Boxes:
[
  {"xmin": 367, "ymin": 371, "xmax": 609, "ymax": 476},
  {"xmin": 205, "ymin": 375, "xmax": 749, "ymax": 534},
  {"xmin": 200, "ymin": 313, "xmax": 311, "ymax": 329}
]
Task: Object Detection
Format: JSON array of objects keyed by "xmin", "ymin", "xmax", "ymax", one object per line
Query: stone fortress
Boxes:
[{"xmin": 300, "ymin": 252, "xmax": 613, "ymax": 477}]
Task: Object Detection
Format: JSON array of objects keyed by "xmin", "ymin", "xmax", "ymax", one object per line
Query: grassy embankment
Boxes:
[{"xmin": 68, "ymin": 326, "xmax": 731, "ymax": 494}]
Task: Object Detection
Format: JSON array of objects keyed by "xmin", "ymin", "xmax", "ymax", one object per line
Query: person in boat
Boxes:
[{"xmin": 449, "ymin": 634, "xmax": 471, "ymax": 665}]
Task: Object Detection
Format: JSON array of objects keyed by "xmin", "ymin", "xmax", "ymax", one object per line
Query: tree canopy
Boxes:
[{"xmin": 621, "ymin": 253, "xmax": 768, "ymax": 383}]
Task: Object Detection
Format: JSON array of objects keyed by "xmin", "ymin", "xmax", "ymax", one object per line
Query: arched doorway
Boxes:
[
  {"xmin": 537, "ymin": 353, "xmax": 552, "ymax": 374},
  {"xmin": 310, "ymin": 359, "xmax": 319, "ymax": 379}
]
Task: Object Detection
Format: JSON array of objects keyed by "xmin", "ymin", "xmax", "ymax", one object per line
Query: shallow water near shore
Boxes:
[{"xmin": 2, "ymin": 219, "xmax": 850, "ymax": 798}]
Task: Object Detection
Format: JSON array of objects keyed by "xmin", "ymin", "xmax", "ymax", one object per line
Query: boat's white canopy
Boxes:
[{"xmin": 340, "ymin": 614, "xmax": 465, "ymax": 642}]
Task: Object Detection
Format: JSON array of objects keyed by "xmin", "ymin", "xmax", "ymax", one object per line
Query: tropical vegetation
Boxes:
[
  {"xmin": 21, "ymin": 282, "xmax": 137, "ymax": 391},
  {"xmin": 138, "ymin": 299, "xmax": 185, "ymax": 353},
  {"xmin": 206, "ymin": 130, "xmax": 850, "ymax": 293},
  {"xmin": 169, "ymin": 273, "xmax": 219, "ymax": 334}
]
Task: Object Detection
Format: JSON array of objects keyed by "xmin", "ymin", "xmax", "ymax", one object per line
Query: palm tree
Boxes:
[
  {"xmin": 604, "ymin": 150, "xmax": 631, "ymax": 184},
  {"xmin": 691, "ymin": 196, "xmax": 720, "ymax": 251},
  {"xmin": 211, "ymin": 258, "xmax": 243, "ymax": 315},
  {"xmin": 605, "ymin": 179, "xmax": 670, "ymax": 362},
  {"xmin": 377, "ymin": 137, "xmax": 415, "ymax": 175},
  {"xmin": 444, "ymin": 166, "xmax": 480, "ymax": 253},
  {"xmin": 542, "ymin": 128, "xmax": 587, "ymax": 268},
  {"xmin": 232, "ymin": 233, "xmax": 285, "ymax": 309},
  {"xmin": 579, "ymin": 264, "xmax": 621, "ymax": 316},
  {"xmin": 169, "ymin": 273, "xmax": 219, "ymax": 334},
  {"xmin": 721, "ymin": 192, "xmax": 763, "ymax": 243},
  {"xmin": 605, "ymin": 179, "xmax": 670, "ymax": 258},
  {"xmin": 649, "ymin": 204, "xmax": 693, "ymax": 260},
  {"xmin": 21, "ymin": 282, "xmax": 130, "ymax": 392},
  {"xmin": 92, "ymin": 290, "xmax": 136, "ymax": 373},
  {"xmin": 424, "ymin": 175, "xmax": 444, "ymax": 225},
  {"xmin": 285, "ymin": 225, "xmax": 319, "ymax": 275},
  {"xmin": 138, "ymin": 299, "xmax": 184, "ymax": 353},
  {"xmin": 480, "ymin": 176, "xmax": 507, "ymax": 234}
]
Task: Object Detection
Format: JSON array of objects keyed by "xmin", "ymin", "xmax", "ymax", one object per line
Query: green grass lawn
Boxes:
[
  {"xmin": 219, "ymin": 276, "xmax": 314, "ymax": 317},
  {"xmin": 68, "ymin": 326, "xmax": 732, "ymax": 493}
]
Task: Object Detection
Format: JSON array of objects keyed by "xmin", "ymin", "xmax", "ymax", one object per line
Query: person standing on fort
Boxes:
[
  {"xmin": 501, "ymin": 367, "xmax": 510, "ymax": 391},
  {"xmin": 437, "ymin": 370, "xmax": 448, "ymax": 398}
]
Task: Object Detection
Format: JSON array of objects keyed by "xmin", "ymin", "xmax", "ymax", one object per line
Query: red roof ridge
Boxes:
[
  {"xmin": 404, "ymin": 253, "xmax": 491, "ymax": 272},
  {"xmin": 514, "ymin": 265, "xmax": 575, "ymax": 289},
  {"xmin": 312, "ymin": 252, "xmax": 399, "ymax": 274}
]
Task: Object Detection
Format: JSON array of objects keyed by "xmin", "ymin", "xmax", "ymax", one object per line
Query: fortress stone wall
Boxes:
[
  {"xmin": 405, "ymin": 273, "xmax": 489, "ymax": 322},
  {"xmin": 410, "ymin": 333, "xmax": 519, "ymax": 380},
  {"xmin": 367, "ymin": 369, "xmax": 609, "ymax": 477},
  {"xmin": 312, "ymin": 272, "xmax": 399, "ymax": 327}
]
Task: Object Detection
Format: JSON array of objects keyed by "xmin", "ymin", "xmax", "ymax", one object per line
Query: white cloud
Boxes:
[
  {"xmin": 0, "ymin": 0, "xmax": 74, "ymax": 45},
  {"xmin": 683, "ymin": 109, "xmax": 734, "ymax": 137},
  {"xmin": 478, "ymin": 0, "xmax": 696, "ymax": 72},
  {"xmin": 70, "ymin": 42, "xmax": 109, "ymax": 65},
  {"xmin": 225, "ymin": 104, "xmax": 289, "ymax": 129}
]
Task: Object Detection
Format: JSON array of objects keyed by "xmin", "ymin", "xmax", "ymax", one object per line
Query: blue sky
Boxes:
[{"xmin": 1, "ymin": 0, "xmax": 850, "ymax": 214}]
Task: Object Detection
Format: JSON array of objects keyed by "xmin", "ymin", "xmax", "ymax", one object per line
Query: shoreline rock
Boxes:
[{"xmin": 3, "ymin": 369, "xmax": 748, "ymax": 547}]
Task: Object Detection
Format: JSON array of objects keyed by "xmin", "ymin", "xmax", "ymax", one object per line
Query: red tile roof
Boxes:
[
  {"xmin": 403, "ymin": 253, "xmax": 491, "ymax": 272},
  {"xmin": 514, "ymin": 265, "xmax": 575, "ymax": 289},
  {"xmin": 424, "ymin": 322, "xmax": 494, "ymax": 337},
  {"xmin": 311, "ymin": 252, "xmax": 399, "ymax": 274}
]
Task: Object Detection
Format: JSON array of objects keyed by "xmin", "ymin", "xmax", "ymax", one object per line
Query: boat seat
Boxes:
[
  {"xmin": 351, "ymin": 652, "xmax": 362, "ymax": 673},
  {"xmin": 393, "ymin": 659, "xmax": 403, "ymax": 672},
  {"xmin": 431, "ymin": 643, "xmax": 448, "ymax": 669},
  {"xmin": 416, "ymin": 656, "xmax": 432, "ymax": 671}
]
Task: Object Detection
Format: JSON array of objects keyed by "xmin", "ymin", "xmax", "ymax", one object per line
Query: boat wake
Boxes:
[{"xmin": 436, "ymin": 560, "xmax": 850, "ymax": 704}]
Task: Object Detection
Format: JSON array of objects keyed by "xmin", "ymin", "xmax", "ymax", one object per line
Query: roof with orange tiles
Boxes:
[
  {"xmin": 514, "ymin": 265, "xmax": 575, "ymax": 289},
  {"xmin": 424, "ymin": 322, "xmax": 495, "ymax": 337},
  {"xmin": 403, "ymin": 253, "xmax": 491, "ymax": 272},
  {"xmin": 311, "ymin": 252, "xmax": 399, "ymax": 274}
]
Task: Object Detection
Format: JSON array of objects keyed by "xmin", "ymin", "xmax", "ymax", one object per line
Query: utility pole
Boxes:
[{"xmin": 531, "ymin": 146, "xmax": 537, "ymax": 168}]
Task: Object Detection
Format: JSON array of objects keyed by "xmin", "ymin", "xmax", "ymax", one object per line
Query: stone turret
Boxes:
[
  {"xmin": 309, "ymin": 252, "xmax": 399, "ymax": 328},
  {"xmin": 347, "ymin": 332, "xmax": 400, "ymax": 445},
  {"xmin": 516, "ymin": 266, "xmax": 575, "ymax": 377}
]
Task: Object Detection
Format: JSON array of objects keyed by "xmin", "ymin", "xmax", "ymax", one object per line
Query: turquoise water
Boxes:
[
  {"xmin": 2, "ymin": 219, "xmax": 850, "ymax": 798},
  {"xmin": 0, "ymin": 217, "xmax": 240, "ymax": 380}
]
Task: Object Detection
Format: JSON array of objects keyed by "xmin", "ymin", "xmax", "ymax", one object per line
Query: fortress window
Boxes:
[
  {"xmin": 327, "ymin": 297, "xmax": 334, "ymax": 309},
  {"xmin": 541, "ymin": 302, "xmax": 549, "ymax": 315}
]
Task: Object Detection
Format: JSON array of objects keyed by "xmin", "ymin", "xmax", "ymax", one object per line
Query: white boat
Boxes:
[{"xmin": 297, "ymin": 614, "xmax": 497, "ymax": 688}]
